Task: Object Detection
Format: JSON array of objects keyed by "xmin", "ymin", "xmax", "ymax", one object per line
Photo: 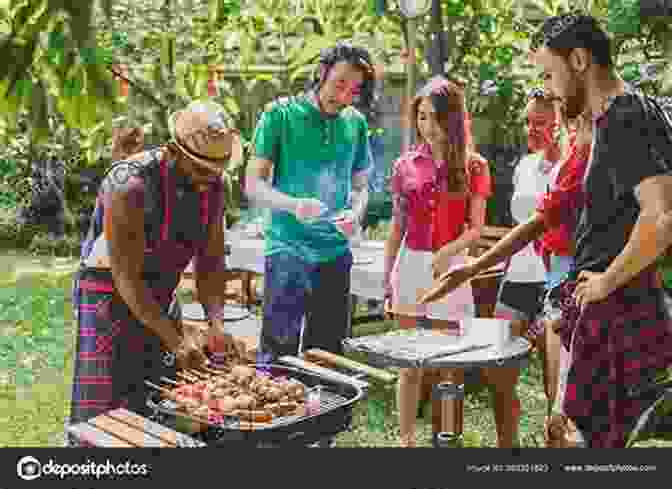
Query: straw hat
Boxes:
[{"xmin": 167, "ymin": 100, "xmax": 240, "ymax": 172}]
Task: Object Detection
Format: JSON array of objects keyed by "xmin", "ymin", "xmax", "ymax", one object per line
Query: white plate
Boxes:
[
  {"xmin": 181, "ymin": 303, "xmax": 250, "ymax": 322},
  {"xmin": 359, "ymin": 241, "xmax": 385, "ymax": 250}
]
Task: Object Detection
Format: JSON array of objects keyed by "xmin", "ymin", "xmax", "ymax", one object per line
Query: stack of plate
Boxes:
[{"xmin": 181, "ymin": 303, "xmax": 250, "ymax": 322}]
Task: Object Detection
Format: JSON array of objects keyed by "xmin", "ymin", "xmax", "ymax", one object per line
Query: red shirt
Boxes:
[
  {"xmin": 537, "ymin": 139, "xmax": 591, "ymax": 242},
  {"xmin": 391, "ymin": 144, "xmax": 492, "ymax": 251}
]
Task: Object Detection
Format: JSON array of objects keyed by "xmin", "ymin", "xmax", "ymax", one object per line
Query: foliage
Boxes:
[
  {"xmin": 0, "ymin": 0, "xmax": 669, "ymax": 229},
  {"xmin": 0, "ymin": 206, "xmax": 39, "ymax": 248}
]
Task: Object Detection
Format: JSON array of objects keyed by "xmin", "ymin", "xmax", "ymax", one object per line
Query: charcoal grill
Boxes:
[{"xmin": 146, "ymin": 361, "xmax": 368, "ymax": 447}]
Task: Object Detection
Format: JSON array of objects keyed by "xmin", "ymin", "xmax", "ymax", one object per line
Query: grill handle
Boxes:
[
  {"xmin": 277, "ymin": 355, "xmax": 370, "ymax": 391},
  {"xmin": 303, "ymin": 348, "xmax": 397, "ymax": 384}
]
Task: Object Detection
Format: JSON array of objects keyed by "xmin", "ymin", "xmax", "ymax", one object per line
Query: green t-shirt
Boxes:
[{"xmin": 252, "ymin": 94, "xmax": 372, "ymax": 263}]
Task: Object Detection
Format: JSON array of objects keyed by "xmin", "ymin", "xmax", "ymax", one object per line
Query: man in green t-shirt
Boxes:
[{"xmin": 245, "ymin": 42, "xmax": 374, "ymax": 364}]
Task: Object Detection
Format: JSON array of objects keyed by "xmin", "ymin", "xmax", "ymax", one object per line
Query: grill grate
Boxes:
[
  {"xmin": 227, "ymin": 390, "xmax": 349, "ymax": 429},
  {"xmin": 154, "ymin": 388, "xmax": 351, "ymax": 429},
  {"xmin": 147, "ymin": 364, "xmax": 364, "ymax": 445}
]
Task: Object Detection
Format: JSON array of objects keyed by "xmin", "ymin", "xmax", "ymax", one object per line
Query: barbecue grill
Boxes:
[{"xmin": 146, "ymin": 360, "xmax": 369, "ymax": 447}]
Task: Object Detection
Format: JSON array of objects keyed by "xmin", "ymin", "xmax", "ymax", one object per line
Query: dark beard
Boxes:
[{"xmin": 563, "ymin": 75, "xmax": 587, "ymax": 120}]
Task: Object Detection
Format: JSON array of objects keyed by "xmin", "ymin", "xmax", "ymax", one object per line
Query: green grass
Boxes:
[
  {"xmin": 0, "ymin": 270, "xmax": 76, "ymax": 447},
  {"xmin": 0, "ymin": 266, "xmax": 670, "ymax": 447}
]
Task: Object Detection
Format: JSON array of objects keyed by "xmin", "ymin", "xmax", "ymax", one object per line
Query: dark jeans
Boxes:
[{"xmin": 257, "ymin": 251, "xmax": 353, "ymax": 363}]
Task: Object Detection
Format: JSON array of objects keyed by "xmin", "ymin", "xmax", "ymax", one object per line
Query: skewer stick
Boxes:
[
  {"xmin": 202, "ymin": 366, "xmax": 231, "ymax": 376},
  {"xmin": 177, "ymin": 371, "xmax": 198, "ymax": 382},
  {"xmin": 145, "ymin": 380, "xmax": 173, "ymax": 396},
  {"xmin": 201, "ymin": 366, "xmax": 226, "ymax": 377},
  {"xmin": 187, "ymin": 369, "xmax": 211, "ymax": 380},
  {"xmin": 161, "ymin": 377, "xmax": 180, "ymax": 386}
]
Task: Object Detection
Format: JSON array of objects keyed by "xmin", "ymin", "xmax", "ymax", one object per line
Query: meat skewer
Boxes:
[
  {"xmin": 150, "ymin": 369, "xmax": 311, "ymax": 430},
  {"xmin": 177, "ymin": 371, "xmax": 199, "ymax": 383}
]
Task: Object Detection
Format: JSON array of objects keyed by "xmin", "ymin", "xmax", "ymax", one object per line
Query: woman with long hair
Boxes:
[{"xmin": 383, "ymin": 76, "xmax": 520, "ymax": 447}]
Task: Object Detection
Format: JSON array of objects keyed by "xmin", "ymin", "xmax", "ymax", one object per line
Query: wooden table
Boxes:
[{"xmin": 67, "ymin": 408, "xmax": 205, "ymax": 447}]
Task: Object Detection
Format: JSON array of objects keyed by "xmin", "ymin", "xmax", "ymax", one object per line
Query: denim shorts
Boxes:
[{"xmin": 542, "ymin": 255, "xmax": 574, "ymax": 321}]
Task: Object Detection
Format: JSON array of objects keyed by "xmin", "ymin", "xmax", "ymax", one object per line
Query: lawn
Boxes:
[{"xmin": 1, "ymin": 265, "xmax": 670, "ymax": 448}]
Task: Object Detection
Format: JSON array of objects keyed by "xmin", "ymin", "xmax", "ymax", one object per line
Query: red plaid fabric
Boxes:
[
  {"xmin": 95, "ymin": 335, "xmax": 113, "ymax": 354},
  {"xmin": 554, "ymin": 268, "xmax": 672, "ymax": 447}
]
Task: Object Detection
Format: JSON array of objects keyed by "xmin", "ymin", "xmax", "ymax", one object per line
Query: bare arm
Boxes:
[
  {"xmin": 195, "ymin": 206, "xmax": 228, "ymax": 324},
  {"xmin": 601, "ymin": 175, "xmax": 672, "ymax": 291},
  {"xmin": 104, "ymin": 168, "xmax": 181, "ymax": 350},
  {"xmin": 244, "ymin": 156, "xmax": 297, "ymax": 212},
  {"xmin": 384, "ymin": 214, "xmax": 404, "ymax": 299},
  {"xmin": 351, "ymin": 170, "xmax": 369, "ymax": 224},
  {"xmin": 468, "ymin": 213, "xmax": 547, "ymax": 276}
]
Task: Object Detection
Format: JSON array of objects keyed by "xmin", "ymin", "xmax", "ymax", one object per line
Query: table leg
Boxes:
[{"xmin": 432, "ymin": 382, "xmax": 465, "ymax": 447}]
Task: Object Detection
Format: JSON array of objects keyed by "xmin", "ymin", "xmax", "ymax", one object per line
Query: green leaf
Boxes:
[{"xmin": 221, "ymin": 95, "xmax": 239, "ymax": 115}]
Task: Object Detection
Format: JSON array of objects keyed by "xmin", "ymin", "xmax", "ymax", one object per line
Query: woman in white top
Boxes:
[{"xmin": 495, "ymin": 90, "xmax": 562, "ymax": 333}]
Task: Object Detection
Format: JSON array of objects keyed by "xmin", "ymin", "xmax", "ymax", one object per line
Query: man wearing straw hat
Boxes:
[
  {"xmin": 245, "ymin": 42, "xmax": 374, "ymax": 368},
  {"xmin": 68, "ymin": 100, "xmax": 244, "ymax": 443}
]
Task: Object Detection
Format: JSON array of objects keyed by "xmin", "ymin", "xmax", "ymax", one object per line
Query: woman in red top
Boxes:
[{"xmin": 383, "ymin": 77, "xmax": 519, "ymax": 447}]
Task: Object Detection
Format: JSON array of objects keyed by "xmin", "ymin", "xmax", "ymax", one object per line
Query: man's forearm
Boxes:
[
  {"xmin": 438, "ymin": 228, "xmax": 480, "ymax": 257},
  {"xmin": 113, "ymin": 273, "xmax": 178, "ymax": 342},
  {"xmin": 197, "ymin": 268, "xmax": 231, "ymax": 326},
  {"xmin": 351, "ymin": 174, "xmax": 369, "ymax": 223},
  {"xmin": 472, "ymin": 214, "xmax": 546, "ymax": 274},
  {"xmin": 245, "ymin": 175, "xmax": 296, "ymax": 213},
  {"xmin": 602, "ymin": 210, "xmax": 672, "ymax": 291}
]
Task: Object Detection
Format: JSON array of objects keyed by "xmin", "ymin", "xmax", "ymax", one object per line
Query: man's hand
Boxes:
[
  {"xmin": 207, "ymin": 319, "xmax": 246, "ymax": 360},
  {"xmin": 175, "ymin": 335, "xmax": 209, "ymax": 370},
  {"xmin": 171, "ymin": 320, "xmax": 208, "ymax": 370},
  {"xmin": 573, "ymin": 271, "xmax": 612, "ymax": 312},
  {"xmin": 332, "ymin": 210, "xmax": 358, "ymax": 238},
  {"xmin": 293, "ymin": 198, "xmax": 327, "ymax": 221},
  {"xmin": 418, "ymin": 263, "xmax": 476, "ymax": 304},
  {"xmin": 431, "ymin": 248, "xmax": 454, "ymax": 279}
]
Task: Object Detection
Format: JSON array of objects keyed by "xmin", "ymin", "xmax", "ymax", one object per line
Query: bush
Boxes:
[
  {"xmin": 0, "ymin": 207, "xmax": 40, "ymax": 249},
  {"xmin": 28, "ymin": 233, "xmax": 81, "ymax": 257}
]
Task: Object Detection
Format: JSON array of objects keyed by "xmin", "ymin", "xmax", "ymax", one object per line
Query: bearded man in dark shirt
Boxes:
[
  {"xmin": 527, "ymin": 14, "xmax": 672, "ymax": 448},
  {"xmin": 422, "ymin": 13, "xmax": 672, "ymax": 448}
]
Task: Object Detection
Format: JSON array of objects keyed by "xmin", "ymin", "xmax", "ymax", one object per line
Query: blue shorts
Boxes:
[
  {"xmin": 257, "ymin": 250, "xmax": 353, "ymax": 364},
  {"xmin": 545, "ymin": 254, "xmax": 573, "ymax": 291}
]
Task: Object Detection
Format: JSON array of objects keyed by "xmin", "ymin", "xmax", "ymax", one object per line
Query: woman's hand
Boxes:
[
  {"xmin": 383, "ymin": 297, "xmax": 394, "ymax": 320},
  {"xmin": 419, "ymin": 263, "xmax": 476, "ymax": 304}
]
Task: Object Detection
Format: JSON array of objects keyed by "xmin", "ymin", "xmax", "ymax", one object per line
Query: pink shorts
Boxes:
[{"xmin": 391, "ymin": 248, "xmax": 475, "ymax": 320}]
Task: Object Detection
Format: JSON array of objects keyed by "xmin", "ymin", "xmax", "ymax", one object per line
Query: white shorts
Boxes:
[{"xmin": 391, "ymin": 247, "xmax": 475, "ymax": 320}]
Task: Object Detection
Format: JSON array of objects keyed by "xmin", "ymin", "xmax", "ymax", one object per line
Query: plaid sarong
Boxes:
[
  {"xmin": 554, "ymin": 267, "xmax": 672, "ymax": 447},
  {"xmin": 67, "ymin": 268, "xmax": 177, "ymax": 446}
]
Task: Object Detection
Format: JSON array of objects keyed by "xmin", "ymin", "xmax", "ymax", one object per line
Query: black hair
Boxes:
[
  {"xmin": 531, "ymin": 13, "xmax": 613, "ymax": 67},
  {"xmin": 306, "ymin": 42, "xmax": 375, "ymax": 113}
]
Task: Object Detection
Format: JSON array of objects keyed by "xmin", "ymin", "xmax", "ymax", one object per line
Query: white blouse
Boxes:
[{"xmin": 505, "ymin": 153, "xmax": 556, "ymax": 283}]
